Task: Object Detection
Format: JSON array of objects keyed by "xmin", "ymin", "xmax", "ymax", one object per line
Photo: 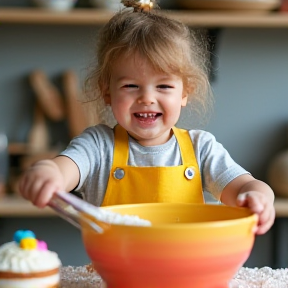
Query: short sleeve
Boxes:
[{"xmin": 190, "ymin": 130, "xmax": 250, "ymax": 201}]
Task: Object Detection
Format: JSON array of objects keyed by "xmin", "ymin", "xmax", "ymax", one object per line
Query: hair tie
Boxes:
[{"xmin": 121, "ymin": 0, "xmax": 158, "ymax": 12}]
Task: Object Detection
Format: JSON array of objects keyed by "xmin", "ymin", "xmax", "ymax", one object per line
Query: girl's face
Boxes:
[{"xmin": 104, "ymin": 53, "xmax": 188, "ymax": 146}]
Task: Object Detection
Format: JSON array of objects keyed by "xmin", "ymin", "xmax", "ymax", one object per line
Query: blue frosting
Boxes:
[{"xmin": 13, "ymin": 230, "xmax": 36, "ymax": 244}]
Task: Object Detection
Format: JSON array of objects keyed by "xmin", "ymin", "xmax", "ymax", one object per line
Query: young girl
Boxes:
[{"xmin": 19, "ymin": 0, "xmax": 275, "ymax": 235}]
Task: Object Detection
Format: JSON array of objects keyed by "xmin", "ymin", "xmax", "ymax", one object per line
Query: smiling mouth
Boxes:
[{"xmin": 134, "ymin": 113, "xmax": 162, "ymax": 119}]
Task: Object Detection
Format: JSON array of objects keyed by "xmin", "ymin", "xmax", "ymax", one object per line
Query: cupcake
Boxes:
[{"xmin": 0, "ymin": 230, "xmax": 62, "ymax": 288}]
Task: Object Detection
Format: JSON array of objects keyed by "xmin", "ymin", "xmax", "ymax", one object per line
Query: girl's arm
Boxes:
[
  {"xmin": 220, "ymin": 174, "xmax": 275, "ymax": 235},
  {"xmin": 18, "ymin": 156, "xmax": 80, "ymax": 208}
]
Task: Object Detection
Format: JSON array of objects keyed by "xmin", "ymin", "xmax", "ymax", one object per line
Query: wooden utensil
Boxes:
[
  {"xmin": 30, "ymin": 70, "xmax": 65, "ymax": 122},
  {"xmin": 27, "ymin": 104, "xmax": 50, "ymax": 153},
  {"xmin": 63, "ymin": 70, "xmax": 89, "ymax": 138}
]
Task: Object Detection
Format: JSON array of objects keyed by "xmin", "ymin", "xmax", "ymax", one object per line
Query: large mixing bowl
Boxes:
[{"xmin": 81, "ymin": 203, "xmax": 257, "ymax": 288}]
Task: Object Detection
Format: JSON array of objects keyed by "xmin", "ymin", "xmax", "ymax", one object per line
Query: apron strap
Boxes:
[
  {"xmin": 172, "ymin": 127, "xmax": 196, "ymax": 166},
  {"xmin": 113, "ymin": 125, "xmax": 129, "ymax": 166}
]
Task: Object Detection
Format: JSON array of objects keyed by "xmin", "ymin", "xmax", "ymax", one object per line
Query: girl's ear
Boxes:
[
  {"xmin": 181, "ymin": 93, "xmax": 188, "ymax": 107},
  {"xmin": 103, "ymin": 86, "xmax": 111, "ymax": 105},
  {"xmin": 182, "ymin": 82, "xmax": 194, "ymax": 107}
]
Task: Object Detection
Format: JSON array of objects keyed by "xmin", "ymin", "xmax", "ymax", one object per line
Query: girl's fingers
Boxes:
[
  {"xmin": 19, "ymin": 177, "xmax": 35, "ymax": 201},
  {"xmin": 237, "ymin": 193, "xmax": 264, "ymax": 213},
  {"xmin": 256, "ymin": 214, "xmax": 275, "ymax": 235},
  {"xmin": 18, "ymin": 175, "xmax": 31, "ymax": 199},
  {"xmin": 256, "ymin": 206, "xmax": 275, "ymax": 235},
  {"xmin": 236, "ymin": 192, "xmax": 248, "ymax": 205},
  {"xmin": 237, "ymin": 192, "xmax": 275, "ymax": 235},
  {"xmin": 34, "ymin": 182, "xmax": 58, "ymax": 208}
]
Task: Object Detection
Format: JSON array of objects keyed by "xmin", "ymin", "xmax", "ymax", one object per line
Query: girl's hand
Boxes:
[
  {"xmin": 221, "ymin": 174, "xmax": 275, "ymax": 235},
  {"xmin": 18, "ymin": 160, "xmax": 65, "ymax": 208},
  {"xmin": 236, "ymin": 191, "xmax": 275, "ymax": 235}
]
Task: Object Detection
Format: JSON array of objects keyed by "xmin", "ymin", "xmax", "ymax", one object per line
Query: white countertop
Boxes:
[{"xmin": 60, "ymin": 266, "xmax": 288, "ymax": 288}]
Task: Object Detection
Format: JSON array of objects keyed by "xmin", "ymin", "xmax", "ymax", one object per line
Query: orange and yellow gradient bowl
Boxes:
[{"xmin": 81, "ymin": 203, "xmax": 257, "ymax": 288}]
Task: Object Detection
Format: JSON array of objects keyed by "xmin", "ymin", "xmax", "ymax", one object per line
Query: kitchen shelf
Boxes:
[
  {"xmin": 0, "ymin": 195, "xmax": 287, "ymax": 217},
  {"xmin": 0, "ymin": 8, "xmax": 288, "ymax": 27},
  {"xmin": 273, "ymin": 198, "xmax": 288, "ymax": 217},
  {"xmin": 0, "ymin": 195, "xmax": 56, "ymax": 217}
]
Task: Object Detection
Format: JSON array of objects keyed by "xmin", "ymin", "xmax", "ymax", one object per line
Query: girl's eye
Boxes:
[
  {"xmin": 158, "ymin": 85, "xmax": 173, "ymax": 89},
  {"xmin": 123, "ymin": 84, "xmax": 138, "ymax": 88}
]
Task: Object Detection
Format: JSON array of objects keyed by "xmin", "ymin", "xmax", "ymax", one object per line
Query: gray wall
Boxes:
[{"xmin": 1, "ymin": 20, "xmax": 288, "ymax": 267}]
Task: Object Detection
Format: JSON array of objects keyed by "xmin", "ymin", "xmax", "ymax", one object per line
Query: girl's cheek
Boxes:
[{"xmin": 124, "ymin": 114, "xmax": 131, "ymax": 123}]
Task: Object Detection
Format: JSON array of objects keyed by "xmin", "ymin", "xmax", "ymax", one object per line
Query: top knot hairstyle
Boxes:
[
  {"xmin": 84, "ymin": 0, "xmax": 213, "ymax": 126},
  {"xmin": 121, "ymin": 0, "xmax": 158, "ymax": 11}
]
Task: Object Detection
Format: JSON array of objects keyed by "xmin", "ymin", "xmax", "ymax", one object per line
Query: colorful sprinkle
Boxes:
[
  {"xmin": 20, "ymin": 238, "xmax": 37, "ymax": 250},
  {"xmin": 37, "ymin": 240, "xmax": 48, "ymax": 251},
  {"xmin": 13, "ymin": 230, "xmax": 36, "ymax": 244}
]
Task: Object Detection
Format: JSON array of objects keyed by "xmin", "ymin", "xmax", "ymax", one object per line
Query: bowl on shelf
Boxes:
[
  {"xmin": 32, "ymin": 0, "xmax": 78, "ymax": 11},
  {"xmin": 81, "ymin": 202, "xmax": 257, "ymax": 288},
  {"xmin": 89, "ymin": 0, "xmax": 124, "ymax": 11},
  {"xmin": 176, "ymin": 0, "xmax": 281, "ymax": 12}
]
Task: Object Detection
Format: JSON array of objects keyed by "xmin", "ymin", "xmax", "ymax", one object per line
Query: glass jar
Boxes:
[{"xmin": 0, "ymin": 133, "xmax": 8, "ymax": 197}]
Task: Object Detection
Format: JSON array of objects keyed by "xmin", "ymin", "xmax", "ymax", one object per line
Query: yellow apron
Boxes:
[{"xmin": 102, "ymin": 125, "xmax": 204, "ymax": 206}]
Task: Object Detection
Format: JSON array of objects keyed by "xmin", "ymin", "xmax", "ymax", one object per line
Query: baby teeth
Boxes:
[{"xmin": 138, "ymin": 113, "xmax": 156, "ymax": 118}]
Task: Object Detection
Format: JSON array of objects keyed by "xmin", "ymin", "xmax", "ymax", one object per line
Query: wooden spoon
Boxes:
[
  {"xmin": 30, "ymin": 70, "xmax": 65, "ymax": 122},
  {"xmin": 27, "ymin": 104, "xmax": 50, "ymax": 153}
]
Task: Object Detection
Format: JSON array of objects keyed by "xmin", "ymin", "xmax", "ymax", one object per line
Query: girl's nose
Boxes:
[{"xmin": 137, "ymin": 90, "xmax": 155, "ymax": 105}]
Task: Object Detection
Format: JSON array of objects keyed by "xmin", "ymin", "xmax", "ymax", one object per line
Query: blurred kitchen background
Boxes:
[{"xmin": 1, "ymin": 0, "xmax": 288, "ymax": 269}]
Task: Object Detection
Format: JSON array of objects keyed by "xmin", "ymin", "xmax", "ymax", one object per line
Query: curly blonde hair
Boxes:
[{"xmin": 84, "ymin": 8, "xmax": 213, "ymax": 127}]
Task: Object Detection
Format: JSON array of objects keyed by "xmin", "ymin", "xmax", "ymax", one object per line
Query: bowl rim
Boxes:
[{"xmin": 102, "ymin": 202, "xmax": 258, "ymax": 230}]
